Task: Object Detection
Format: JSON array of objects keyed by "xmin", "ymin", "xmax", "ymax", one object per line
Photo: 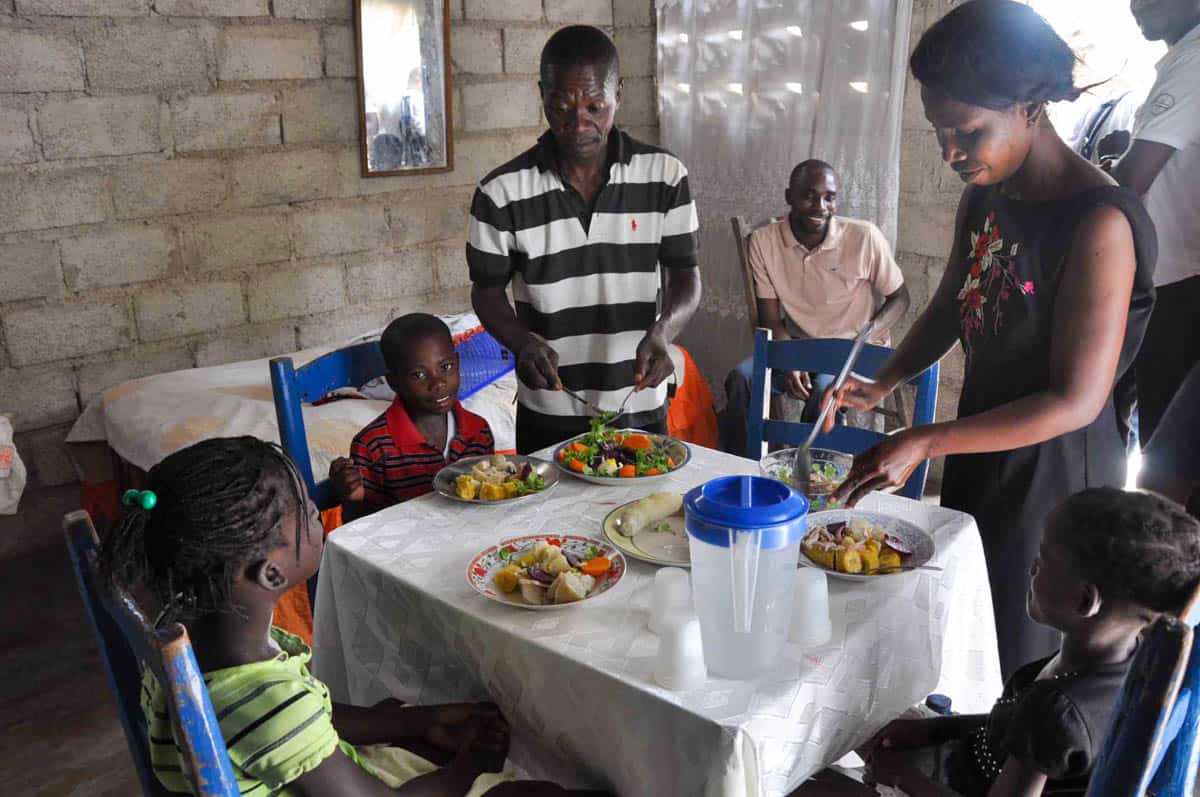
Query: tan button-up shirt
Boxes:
[{"xmin": 748, "ymin": 215, "xmax": 904, "ymax": 344}]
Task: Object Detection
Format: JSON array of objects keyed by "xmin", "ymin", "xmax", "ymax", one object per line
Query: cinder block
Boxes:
[
  {"xmin": 194, "ymin": 321, "xmax": 297, "ymax": 367},
  {"xmin": 15, "ymin": 0, "xmax": 149, "ymax": 15},
  {"xmin": 112, "ymin": 158, "xmax": 227, "ymax": 219},
  {"xmin": 155, "ymin": 0, "xmax": 266, "ymax": 15},
  {"xmin": 545, "ymin": 0, "xmax": 611, "ymax": 25},
  {"xmin": 219, "ymin": 26, "xmax": 322, "ymax": 81},
  {"xmin": 345, "ymin": 249, "xmax": 434, "ymax": 303},
  {"xmin": 274, "ymin": 0, "xmax": 350, "ymax": 19},
  {"xmin": 625, "ymin": 124, "xmax": 658, "ymax": 145},
  {"xmin": 389, "ymin": 187, "xmax": 472, "ymax": 247},
  {"xmin": 293, "ymin": 202, "xmax": 388, "ymax": 258},
  {"xmin": 614, "ymin": 28, "xmax": 654, "ymax": 77},
  {"xmin": 900, "ymin": 129, "xmax": 939, "ymax": 194},
  {"xmin": 281, "ymin": 80, "xmax": 358, "ymax": 144},
  {"xmin": 0, "ymin": 169, "xmax": 107, "ymax": 234},
  {"xmin": 61, "ymin": 224, "xmax": 172, "ymax": 291},
  {"xmin": 84, "ymin": 21, "xmax": 212, "ymax": 92},
  {"xmin": 896, "ymin": 192, "xmax": 956, "ymax": 260},
  {"xmin": 451, "ymin": 25, "xmax": 502, "ymax": 74},
  {"xmin": 2, "ymin": 301, "xmax": 133, "ymax": 365},
  {"xmin": 430, "ymin": 243, "xmax": 470, "ymax": 291},
  {"xmin": 0, "ymin": 28, "xmax": 84, "ymax": 92},
  {"xmin": 0, "ymin": 241, "xmax": 61, "ymax": 302},
  {"xmin": 613, "ymin": 0, "xmax": 653, "ymax": 27},
  {"xmin": 0, "ymin": 365, "xmax": 77, "ymax": 431},
  {"xmin": 179, "ymin": 209, "xmax": 291, "ymax": 272},
  {"xmin": 296, "ymin": 305, "xmax": 392, "ymax": 348},
  {"xmin": 464, "ymin": 0, "xmax": 541, "ymax": 22},
  {"xmin": 322, "ymin": 25, "xmax": 357, "ymax": 78},
  {"xmin": 76, "ymin": 345, "xmax": 194, "ymax": 406},
  {"xmin": 13, "ymin": 423, "xmax": 77, "ymax": 487},
  {"xmin": 231, "ymin": 148, "xmax": 342, "ymax": 207},
  {"xmin": 503, "ymin": 26, "xmax": 555, "ymax": 74},
  {"xmin": 134, "ymin": 281, "xmax": 246, "ymax": 341},
  {"xmin": 617, "ymin": 76, "xmax": 657, "ymax": 126},
  {"xmin": 39, "ymin": 95, "xmax": 161, "ymax": 160},
  {"xmin": 0, "ymin": 107, "xmax": 36, "ymax": 164},
  {"xmin": 247, "ymin": 262, "xmax": 346, "ymax": 322},
  {"xmin": 173, "ymin": 92, "xmax": 280, "ymax": 152},
  {"xmin": 461, "ymin": 81, "xmax": 541, "ymax": 131}
]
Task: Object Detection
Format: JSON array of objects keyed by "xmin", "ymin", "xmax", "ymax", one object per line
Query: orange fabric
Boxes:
[
  {"xmin": 668, "ymin": 346, "xmax": 720, "ymax": 449},
  {"xmin": 80, "ymin": 479, "xmax": 123, "ymax": 534}
]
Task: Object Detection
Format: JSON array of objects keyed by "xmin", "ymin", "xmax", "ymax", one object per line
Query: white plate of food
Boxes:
[
  {"xmin": 467, "ymin": 534, "xmax": 626, "ymax": 610},
  {"xmin": 799, "ymin": 510, "xmax": 935, "ymax": 581},
  {"xmin": 433, "ymin": 454, "xmax": 558, "ymax": 504},
  {"xmin": 602, "ymin": 492, "xmax": 690, "ymax": 567},
  {"xmin": 552, "ymin": 417, "xmax": 690, "ymax": 485}
]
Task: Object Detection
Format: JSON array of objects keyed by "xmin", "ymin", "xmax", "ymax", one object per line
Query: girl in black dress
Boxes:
[
  {"xmin": 824, "ymin": 0, "xmax": 1157, "ymax": 678},
  {"xmin": 861, "ymin": 488, "xmax": 1200, "ymax": 795}
]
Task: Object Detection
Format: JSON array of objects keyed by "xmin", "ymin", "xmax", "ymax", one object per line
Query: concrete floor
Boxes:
[{"xmin": 0, "ymin": 485, "xmax": 139, "ymax": 795}]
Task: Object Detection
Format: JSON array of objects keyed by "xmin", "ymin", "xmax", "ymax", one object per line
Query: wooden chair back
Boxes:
[{"xmin": 64, "ymin": 510, "xmax": 239, "ymax": 797}]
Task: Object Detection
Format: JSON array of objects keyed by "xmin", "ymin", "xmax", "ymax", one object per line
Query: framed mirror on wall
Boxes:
[{"xmin": 355, "ymin": 0, "xmax": 452, "ymax": 176}]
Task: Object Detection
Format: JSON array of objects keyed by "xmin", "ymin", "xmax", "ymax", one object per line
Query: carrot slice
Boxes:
[
  {"xmin": 666, "ymin": 457, "xmax": 676, "ymax": 469},
  {"xmin": 618, "ymin": 464, "xmax": 636, "ymax": 478},
  {"xmin": 569, "ymin": 459, "xmax": 586, "ymax": 472},
  {"xmin": 620, "ymin": 434, "xmax": 653, "ymax": 450},
  {"xmin": 644, "ymin": 468, "xmax": 662, "ymax": 476},
  {"xmin": 580, "ymin": 556, "xmax": 612, "ymax": 576},
  {"xmin": 557, "ymin": 449, "xmax": 567, "ymax": 461}
]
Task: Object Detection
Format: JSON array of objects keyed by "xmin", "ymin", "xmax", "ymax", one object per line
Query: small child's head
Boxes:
[
  {"xmin": 100, "ymin": 436, "xmax": 322, "ymax": 624},
  {"xmin": 1029, "ymin": 487, "xmax": 1200, "ymax": 634},
  {"xmin": 380, "ymin": 313, "xmax": 459, "ymax": 418}
]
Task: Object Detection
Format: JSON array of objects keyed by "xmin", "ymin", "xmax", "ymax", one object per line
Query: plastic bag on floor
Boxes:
[{"xmin": 0, "ymin": 414, "xmax": 27, "ymax": 515}]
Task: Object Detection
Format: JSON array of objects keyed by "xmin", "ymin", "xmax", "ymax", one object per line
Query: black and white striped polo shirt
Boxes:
[{"xmin": 467, "ymin": 128, "xmax": 700, "ymax": 429}]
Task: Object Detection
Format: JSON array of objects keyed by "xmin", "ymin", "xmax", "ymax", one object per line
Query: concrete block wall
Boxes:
[
  {"xmin": 893, "ymin": 0, "xmax": 965, "ymax": 489},
  {"xmin": 0, "ymin": 0, "xmax": 658, "ymax": 489}
]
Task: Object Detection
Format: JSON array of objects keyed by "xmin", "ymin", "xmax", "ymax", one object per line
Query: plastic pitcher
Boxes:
[{"xmin": 684, "ymin": 475, "xmax": 809, "ymax": 678}]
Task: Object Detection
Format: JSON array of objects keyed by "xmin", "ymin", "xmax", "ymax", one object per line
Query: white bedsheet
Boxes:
[{"xmin": 67, "ymin": 313, "xmax": 518, "ymax": 477}]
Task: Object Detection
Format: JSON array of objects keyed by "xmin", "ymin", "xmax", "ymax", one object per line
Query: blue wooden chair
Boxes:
[
  {"xmin": 745, "ymin": 328, "xmax": 940, "ymax": 500},
  {"xmin": 1086, "ymin": 614, "xmax": 1194, "ymax": 797},
  {"xmin": 64, "ymin": 510, "xmax": 239, "ymax": 797},
  {"xmin": 270, "ymin": 331, "xmax": 514, "ymax": 511}
]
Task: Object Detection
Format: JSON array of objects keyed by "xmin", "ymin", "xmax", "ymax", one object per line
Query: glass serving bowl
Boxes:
[{"xmin": 758, "ymin": 447, "xmax": 854, "ymax": 512}]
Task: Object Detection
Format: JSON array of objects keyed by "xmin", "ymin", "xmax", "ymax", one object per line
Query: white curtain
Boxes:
[{"xmin": 657, "ymin": 0, "xmax": 913, "ymax": 396}]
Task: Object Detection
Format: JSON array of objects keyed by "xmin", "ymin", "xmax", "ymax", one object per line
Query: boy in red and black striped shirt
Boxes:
[{"xmin": 330, "ymin": 314, "xmax": 494, "ymax": 520}]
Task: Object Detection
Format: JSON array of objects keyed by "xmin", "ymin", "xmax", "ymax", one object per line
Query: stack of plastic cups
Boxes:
[
  {"xmin": 649, "ymin": 567, "xmax": 691, "ymax": 636},
  {"xmin": 654, "ymin": 608, "xmax": 707, "ymax": 691},
  {"xmin": 789, "ymin": 567, "xmax": 832, "ymax": 648}
]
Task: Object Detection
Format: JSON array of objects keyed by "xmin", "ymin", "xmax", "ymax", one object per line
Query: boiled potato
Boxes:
[
  {"xmin": 836, "ymin": 548, "xmax": 863, "ymax": 574},
  {"xmin": 494, "ymin": 564, "xmax": 522, "ymax": 593},
  {"xmin": 455, "ymin": 475, "xmax": 479, "ymax": 500},
  {"xmin": 877, "ymin": 547, "xmax": 902, "ymax": 573},
  {"xmin": 480, "ymin": 482, "xmax": 507, "ymax": 501}
]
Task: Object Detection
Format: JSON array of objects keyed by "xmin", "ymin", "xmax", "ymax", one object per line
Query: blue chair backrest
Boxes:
[
  {"xmin": 64, "ymin": 510, "xmax": 240, "ymax": 797},
  {"xmin": 1086, "ymin": 615, "xmax": 1193, "ymax": 797},
  {"xmin": 744, "ymin": 329, "xmax": 939, "ymax": 500},
  {"xmin": 270, "ymin": 341, "xmax": 385, "ymax": 510}
]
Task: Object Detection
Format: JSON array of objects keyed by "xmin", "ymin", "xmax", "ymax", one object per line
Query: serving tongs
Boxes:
[
  {"xmin": 561, "ymin": 386, "xmax": 637, "ymax": 425},
  {"xmin": 791, "ymin": 319, "xmax": 876, "ymax": 497}
]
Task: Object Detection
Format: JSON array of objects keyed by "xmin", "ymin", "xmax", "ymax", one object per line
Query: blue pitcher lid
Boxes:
[{"xmin": 685, "ymin": 476, "xmax": 809, "ymax": 549}]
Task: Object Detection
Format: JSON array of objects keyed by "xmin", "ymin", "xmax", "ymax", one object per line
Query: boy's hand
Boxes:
[
  {"xmin": 427, "ymin": 703, "xmax": 509, "ymax": 756},
  {"xmin": 330, "ymin": 457, "xmax": 364, "ymax": 504},
  {"xmin": 784, "ymin": 370, "xmax": 812, "ymax": 400}
]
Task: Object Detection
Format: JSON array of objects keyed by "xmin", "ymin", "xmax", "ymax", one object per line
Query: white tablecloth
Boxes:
[{"xmin": 312, "ymin": 444, "xmax": 1002, "ymax": 796}]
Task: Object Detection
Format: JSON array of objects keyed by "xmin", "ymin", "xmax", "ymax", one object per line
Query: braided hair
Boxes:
[
  {"xmin": 1054, "ymin": 487, "xmax": 1200, "ymax": 615},
  {"xmin": 99, "ymin": 436, "xmax": 308, "ymax": 624}
]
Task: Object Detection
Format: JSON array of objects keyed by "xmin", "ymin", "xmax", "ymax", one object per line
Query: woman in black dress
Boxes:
[{"xmin": 825, "ymin": 1, "xmax": 1157, "ymax": 679}]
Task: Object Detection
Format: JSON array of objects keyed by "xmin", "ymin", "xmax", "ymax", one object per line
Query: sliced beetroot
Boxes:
[
  {"xmin": 526, "ymin": 566, "xmax": 555, "ymax": 584},
  {"xmin": 563, "ymin": 551, "xmax": 583, "ymax": 569}
]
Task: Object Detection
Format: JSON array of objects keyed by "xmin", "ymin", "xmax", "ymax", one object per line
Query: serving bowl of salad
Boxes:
[
  {"xmin": 758, "ymin": 447, "xmax": 853, "ymax": 511},
  {"xmin": 553, "ymin": 416, "xmax": 690, "ymax": 484}
]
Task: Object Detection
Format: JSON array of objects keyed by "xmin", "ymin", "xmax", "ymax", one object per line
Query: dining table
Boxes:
[{"xmin": 312, "ymin": 442, "xmax": 1003, "ymax": 796}]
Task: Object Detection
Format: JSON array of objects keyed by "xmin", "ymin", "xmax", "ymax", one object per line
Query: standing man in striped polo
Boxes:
[{"xmin": 467, "ymin": 25, "xmax": 702, "ymax": 454}]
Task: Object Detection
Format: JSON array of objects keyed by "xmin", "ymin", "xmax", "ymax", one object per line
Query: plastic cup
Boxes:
[
  {"xmin": 649, "ymin": 567, "xmax": 691, "ymax": 636},
  {"xmin": 789, "ymin": 567, "xmax": 831, "ymax": 648},
  {"xmin": 654, "ymin": 609, "xmax": 707, "ymax": 691}
]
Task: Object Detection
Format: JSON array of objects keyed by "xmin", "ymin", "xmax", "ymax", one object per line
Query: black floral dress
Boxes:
[{"xmin": 939, "ymin": 185, "xmax": 1156, "ymax": 679}]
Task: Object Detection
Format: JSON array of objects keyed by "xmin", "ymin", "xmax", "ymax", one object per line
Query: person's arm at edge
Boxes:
[
  {"xmin": 289, "ymin": 746, "xmax": 480, "ymax": 797},
  {"xmin": 1110, "ymin": 139, "xmax": 1178, "ymax": 197}
]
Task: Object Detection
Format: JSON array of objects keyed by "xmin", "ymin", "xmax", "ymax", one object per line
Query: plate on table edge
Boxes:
[
  {"xmin": 800, "ymin": 509, "xmax": 935, "ymax": 582},
  {"xmin": 432, "ymin": 455, "xmax": 559, "ymax": 505},
  {"xmin": 602, "ymin": 500, "xmax": 690, "ymax": 568},
  {"xmin": 466, "ymin": 533, "xmax": 626, "ymax": 610},
  {"xmin": 551, "ymin": 430, "xmax": 691, "ymax": 485}
]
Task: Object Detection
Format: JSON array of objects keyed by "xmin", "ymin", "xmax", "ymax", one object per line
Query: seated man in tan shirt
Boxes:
[{"xmin": 720, "ymin": 159, "xmax": 910, "ymax": 456}]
